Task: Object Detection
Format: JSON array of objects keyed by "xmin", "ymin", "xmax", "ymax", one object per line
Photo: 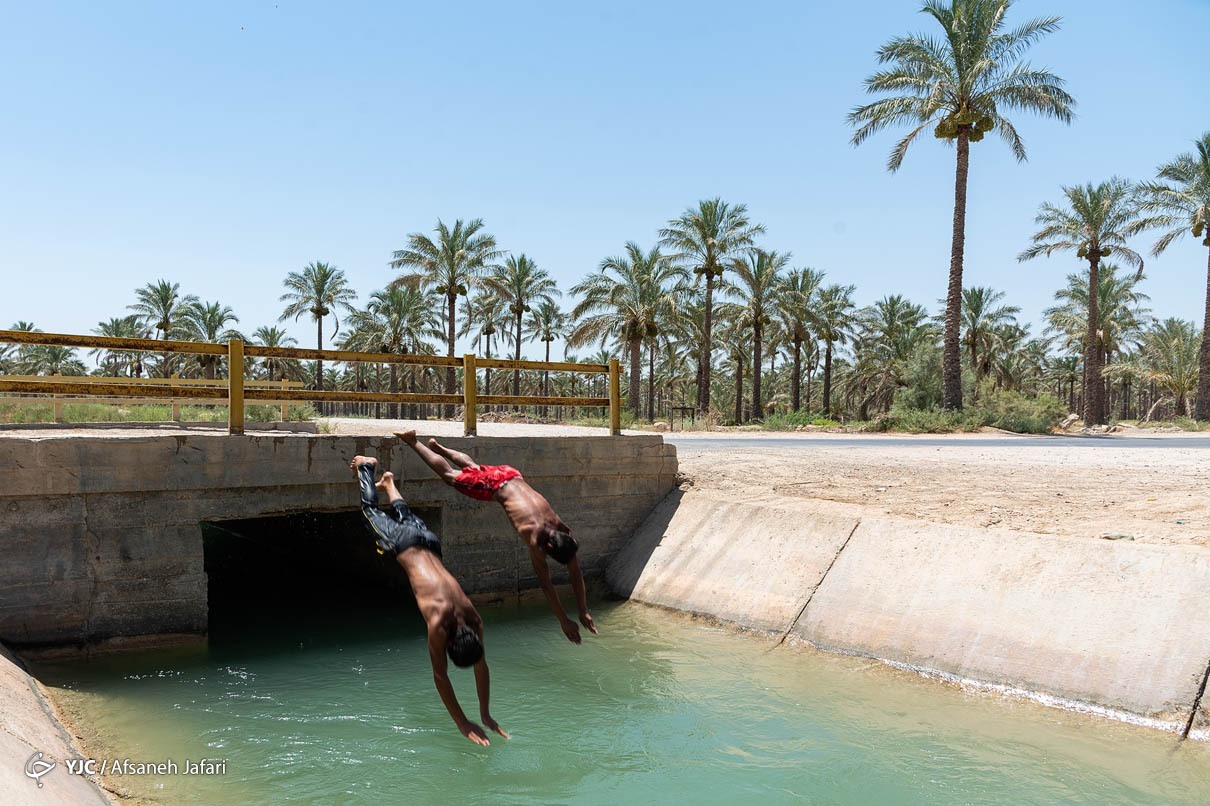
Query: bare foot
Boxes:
[
  {"xmin": 428, "ymin": 438, "xmax": 440, "ymax": 450},
  {"xmin": 375, "ymin": 471, "xmax": 395, "ymax": 493},
  {"xmin": 394, "ymin": 430, "xmax": 417, "ymax": 445},
  {"xmin": 350, "ymin": 455, "xmax": 377, "ymax": 473}
]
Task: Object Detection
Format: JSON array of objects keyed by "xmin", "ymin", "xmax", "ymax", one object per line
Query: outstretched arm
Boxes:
[
  {"xmin": 530, "ymin": 548, "xmax": 580, "ymax": 644},
  {"xmin": 428, "ymin": 634, "xmax": 490, "ymax": 745},
  {"xmin": 567, "ymin": 555, "xmax": 597, "ymax": 635},
  {"xmin": 473, "ymin": 656, "xmax": 508, "ymax": 740}
]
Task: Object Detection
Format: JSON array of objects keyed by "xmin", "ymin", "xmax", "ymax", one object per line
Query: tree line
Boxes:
[{"xmin": 3, "ymin": 0, "xmax": 1208, "ymax": 427}]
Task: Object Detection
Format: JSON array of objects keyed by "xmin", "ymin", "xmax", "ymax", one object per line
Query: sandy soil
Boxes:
[{"xmin": 673, "ymin": 431, "xmax": 1210, "ymax": 547}]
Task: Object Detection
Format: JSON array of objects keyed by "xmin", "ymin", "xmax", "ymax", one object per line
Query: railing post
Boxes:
[
  {"xmin": 170, "ymin": 374, "xmax": 181, "ymax": 421},
  {"xmin": 463, "ymin": 354, "xmax": 477, "ymax": 436},
  {"xmin": 280, "ymin": 379, "xmax": 289, "ymax": 422},
  {"xmin": 228, "ymin": 340, "xmax": 245, "ymax": 435},
  {"xmin": 609, "ymin": 358, "xmax": 621, "ymax": 436}
]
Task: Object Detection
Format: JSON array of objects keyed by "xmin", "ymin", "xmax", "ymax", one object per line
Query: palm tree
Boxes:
[
  {"xmin": 1135, "ymin": 133, "xmax": 1210, "ymax": 419},
  {"xmin": 1019, "ymin": 179, "xmax": 1145, "ymax": 424},
  {"xmin": 181, "ymin": 301, "xmax": 242, "ymax": 379},
  {"xmin": 849, "ymin": 0, "xmax": 1074, "ymax": 411},
  {"xmin": 20, "ymin": 345, "xmax": 87, "ymax": 376},
  {"xmin": 1044, "ymin": 264, "xmax": 1150, "ymax": 417},
  {"xmin": 659, "ymin": 198, "xmax": 765, "ymax": 414},
  {"xmin": 725, "ymin": 249, "xmax": 790, "ymax": 420},
  {"xmin": 461, "ymin": 291, "xmax": 507, "ymax": 395},
  {"xmin": 1047, "ymin": 354, "xmax": 1080, "ymax": 412},
  {"xmin": 716, "ymin": 316, "xmax": 754, "ymax": 425},
  {"xmin": 846, "ymin": 295, "xmax": 937, "ymax": 417},
  {"xmin": 129, "ymin": 280, "xmax": 198, "ymax": 339},
  {"xmin": 351, "ymin": 286, "xmax": 441, "ymax": 417},
  {"xmin": 279, "ymin": 261, "xmax": 357, "ymax": 392},
  {"xmin": 91, "ymin": 316, "xmax": 148, "ymax": 377},
  {"xmin": 988, "ymin": 326, "xmax": 1047, "ymax": 394},
  {"xmin": 251, "ymin": 326, "xmax": 303, "ymax": 382},
  {"xmin": 129, "ymin": 280, "xmax": 199, "ymax": 376},
  {"xmin": 810, "ymin": 283, "xmax": 858, "ymax": 416},
  {"xmin": 959, "ymin": 287, "xmax": 1020, "ymax": 391},
  {"xmin": 1044, "ymin": 265, "xmax": 1150, "ymax": 360},
  {"xmin": 2, "ymin": 322, "xmax": 39, "ymax": 375},
  {"xmin": 482, "ymin": 255, "xmax": 560, "ymax": 397},
  {"xmin": 390, "ymin": 219, "xmax": 504, "ymax": 415},
  {"xmin": 569, "ymin": 243, "xmax": 683, "ymax": 418},
  {"xmin": 525, "ymin": 300, "xmax": 567, "ymax": 417},
  {"xmin": 1137, "ymin": 319, "xmax": 1201, "ymax": 419},
  {"xmin": 778, "ymin": 268, "xmax": 825, "ymax": 412}
]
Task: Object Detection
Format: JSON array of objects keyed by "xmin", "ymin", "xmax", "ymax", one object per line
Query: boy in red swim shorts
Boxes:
[{"xmin": 396, "ymin": 429, "xmax": 597, "ymax": 644}]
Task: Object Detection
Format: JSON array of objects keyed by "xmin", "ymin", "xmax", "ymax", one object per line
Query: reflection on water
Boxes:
[{"xmin": 35, "ymin": 601, "xmax": 1210, "ymax": 804}]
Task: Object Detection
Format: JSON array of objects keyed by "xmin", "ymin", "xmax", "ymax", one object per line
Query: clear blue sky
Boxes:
[{"xmin": 3, "ymin": 0, "xmax": 1206, "ymax": 361}]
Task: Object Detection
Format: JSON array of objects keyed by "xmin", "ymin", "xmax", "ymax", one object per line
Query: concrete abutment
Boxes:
[{"xmin": 0, "ymin": 432, "xmax": 678, "ymax": 651}]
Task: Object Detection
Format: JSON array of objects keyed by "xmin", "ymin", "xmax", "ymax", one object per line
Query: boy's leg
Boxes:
[
  {"xmin": 377, "ymin": 471, "xmax": 405, "ymax": 506},
  {"xmin": 352, "ymin": 457, "xmax": 380, "ymax": 510},
  {"xmin": 395, "ymin": 431, "xmax": 462, "ymax": 483},
  {"xmin": 427, "ymin": 438, "xmax": 479, "ymax": 470},
  {"xmin": 379, "ymin": 471, "xmax": 443, "ymax": 556},
  {"xmin": 353, "ymin": 457, "xmax": 396, "ymax": 535}
]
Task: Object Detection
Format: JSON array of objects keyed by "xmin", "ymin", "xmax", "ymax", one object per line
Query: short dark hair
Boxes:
[
  {"xmin": 545, "ymin": 530, "xmax": 579, "ymax": 565},
  {"xmin": 447, "ymin": 625, "xmax": 483, "ymax": 668}
]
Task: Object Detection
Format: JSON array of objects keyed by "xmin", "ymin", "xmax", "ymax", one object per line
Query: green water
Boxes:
[{"xmin": 36, "ymin": 601, "xmax": 1210, "ymax": 805}]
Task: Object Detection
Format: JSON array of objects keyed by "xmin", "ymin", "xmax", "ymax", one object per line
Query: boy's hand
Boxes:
[
  {"xmin": 458, "ymin": 720, "xmax": 491, "ymax": 746},
  {"xmin": 481, "ymin": 715, "xmax": 510, "ymax": 739},
  {"xmin": 561, "ymin": 618, "xmax": 582, "ymax": 644},
  {"xmin": 579, "ymin": 611, "xmax": 598, "ymax": 635}
]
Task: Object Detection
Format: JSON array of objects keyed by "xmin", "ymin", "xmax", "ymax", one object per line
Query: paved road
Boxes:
[{"xmin": 664, "ymin": 432, "xmax": 1210, "ymax": 451}]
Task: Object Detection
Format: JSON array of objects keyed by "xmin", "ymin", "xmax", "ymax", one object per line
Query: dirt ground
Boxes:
[{"xmin": 673, "ymin": 431, "xmax": 1210, "ymax": 547}]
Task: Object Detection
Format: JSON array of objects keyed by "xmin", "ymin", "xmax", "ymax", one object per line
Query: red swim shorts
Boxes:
[{"xmin": 452, "ymin": 464, "xmax": 523, "ymax": 501}]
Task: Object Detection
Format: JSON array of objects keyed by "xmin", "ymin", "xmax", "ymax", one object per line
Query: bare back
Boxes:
[
  {"xmin": 495, "ymin": 478, "xmax": 566, "ymax": 549},
  {"xmin": 396, "ymin": 547, "xmax": 476, "ymax": 630}
]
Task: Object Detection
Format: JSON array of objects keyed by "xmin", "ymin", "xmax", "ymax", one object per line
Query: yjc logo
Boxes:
[{"xmin": 25, "ymin": 751, "xmax": 56, "ymax": 788}]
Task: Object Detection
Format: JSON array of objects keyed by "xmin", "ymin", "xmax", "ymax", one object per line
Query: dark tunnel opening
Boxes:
[{"xmin": 201, "ymin": 505, "xmax": 443, "ymax": 636}]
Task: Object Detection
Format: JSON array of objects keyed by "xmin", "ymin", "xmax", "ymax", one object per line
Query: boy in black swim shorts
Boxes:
[{"xmin": 350, "ymin": 455, "xmax": 508, "ymax": 746}]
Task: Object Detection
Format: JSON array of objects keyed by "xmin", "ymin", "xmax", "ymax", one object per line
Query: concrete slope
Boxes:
[
  {"xmin": 0, "ymin": 646, "xmax": 109, "ymax": 804},
  {"xmin": 607, "ymin": 491, "xmax": 859, "ymax": 634},
  {"xmin": 608, "ymin": 490, "xmax": 1210, "ymax": 735},
  {"xmin": 797, "ymin": 517, "xmax": 1210, "ymax": 725}
]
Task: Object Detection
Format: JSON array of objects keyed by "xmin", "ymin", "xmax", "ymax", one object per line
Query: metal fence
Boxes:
[{"xmin": 0, "ymin": 330, "xmax": 622, "ymax": 436}]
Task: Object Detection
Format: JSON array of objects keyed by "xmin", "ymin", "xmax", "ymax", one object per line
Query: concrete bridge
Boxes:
[{"xmin": 0, "ymin": 428, "xmax": 677, "ymax": 652}]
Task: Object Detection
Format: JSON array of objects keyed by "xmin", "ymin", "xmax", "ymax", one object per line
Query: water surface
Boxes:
[{"xmin": 37, "ymin": 601, "xmax": 1210, "ymax": 804}]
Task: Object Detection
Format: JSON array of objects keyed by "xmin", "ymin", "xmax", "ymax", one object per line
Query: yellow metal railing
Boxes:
[
  {"xmin": 0, "ymin": 330, "xmax": 623, "ymax": 436},
  {"xmin": 0, "ymin": 374, "xmax": 306, "ymax": 423}
]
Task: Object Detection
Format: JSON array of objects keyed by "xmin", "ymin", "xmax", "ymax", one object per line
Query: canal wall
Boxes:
[
  {"xmin": 607, "ymin": 490, "xmax": 1210, "ymax": 738},
  {"xmin": 0, "ymin": 432, "xmax": 677, "ymax": 650},
  {"xmin": 0, "ymin": 645, "xmax": 108, "ymax": 804}
]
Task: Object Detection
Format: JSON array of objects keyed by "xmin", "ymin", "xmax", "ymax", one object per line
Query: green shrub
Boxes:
[
  {"xmin": 0, "ymin": 400, "xmax": 319, "ymax": 425},
  {"xmin": 869, "ymin": 390, "xmax": 1064, "ymax": 434},
  {"xmin": 976, "ymin": 390, "xmax": 1065, "ymax": 434},
  {"xmin": 868, "ymin": 406, "xmax": 986, "ymax": 433},
  {"xmin": 761, "ymin": 411, "xmax": 841, "ymax": 430}
]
